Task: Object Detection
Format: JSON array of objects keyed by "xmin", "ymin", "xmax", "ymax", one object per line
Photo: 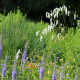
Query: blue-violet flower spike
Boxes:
[
  {"xmin": 0, "ymin": 36, "xmax": 2, "ymax": 57},
  {"xmin": 12, "ymin": 60, "xmax": 17, "ymax": 80},
  {"xmin": 2, "ymin": 55, "xmax": 7, "ymax": 78}
]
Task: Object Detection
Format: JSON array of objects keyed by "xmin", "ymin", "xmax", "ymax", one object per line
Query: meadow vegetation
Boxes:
[{"xmin": 0, "ymin": 9, "xmax": 80, "ymax": 80}]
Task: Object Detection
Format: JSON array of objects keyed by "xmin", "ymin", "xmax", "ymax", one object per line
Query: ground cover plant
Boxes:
[{"xmin": 0, "ymin": 8, "xmax": 80, "ymax": 80}]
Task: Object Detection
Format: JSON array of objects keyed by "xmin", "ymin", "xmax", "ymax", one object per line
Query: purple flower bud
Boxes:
[
  {"xmin": 0, "ymin": 36, "xmax": 2, "ymax": 57},
  {"xmin": 28, "ymin": 61, "xmax": 30, "ymax": 62},
  {"xmin": 66, "ymin": 73, "xmax": 69, "ymax": 76},
  {"xmin": 60, "ymin": 66, "xmax": 64, "ymax": 69},
  {"xmin": 58, "ymin": 52, "xmax": 60, "ymax": 55},
  {"xmin": 40, "ymin": 67, "xmax": 44, "ymax": 80},
  {"xmin": 37, "ymin": 64, "xmax": 39, "ymax": 67},
  {"xmin": 2, "ymin": 55, "xmax": 7, "ymax": 78},
  {"xmin": 33, "ymin": 57, "xmax": 35, "ymax": 61},
  {"xmin": 57, "ymin": 57, "xmax": 60, "ymax": 61},
  {"xmin": 46, "ymin": 63, "xmax": 48, "ymax": 65},
  {"xmin": 42, "ymin": 42, "xmax": 44, "ymax": 44},
  {"xmin": 12, "ymin": 61, "xmax": 17, "ymax": 80},
  {"xmin": 57, "ymin": 70, "xmax": 59, "ymax": 72}
]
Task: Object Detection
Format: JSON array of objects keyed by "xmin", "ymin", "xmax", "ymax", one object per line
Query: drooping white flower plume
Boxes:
[{"xmin": 15, "ymin": 49, "xmax": 20, "ymax": 60}]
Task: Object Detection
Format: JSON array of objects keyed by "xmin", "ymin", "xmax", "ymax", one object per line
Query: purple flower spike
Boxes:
[
  {"xmin": 24, "ymin": 41, "xmax": 29, "ymax": 51},
  {"xmin": 75, "ymin": 75, "xmax": 78, "ymax": 80},
  {"xmin": 40, "ymin": 54, "xmax": 44, "ymax": 80},
  {"xmin": 75, "ymin": 68, "xmax": 78, "ymax": 80},
  {"xmin": 40, "ymin": 67, "xmax": 44, "ymax": 80},
  {"xmin": 23, "ymin": 51, "xmax": 27, "ymax": 60},
  {"xmin": 12, "ymin": 60, "xmax": 17, "ymax": 80},
  {"xmin": 0, "ymin": 36, "xmax": 2, "ymax": 57},
  {"xmin": 23, "ymin": 41, "xmax": 29, "ymax": 62},
  {"xmin": 52, "ymin": 73, "xmax": 57, "ymax": 80},
  {"xmin": 2, "ymin": 55, "xmax": 7, "ymax": 78},
  {"xmin": 2, "ymin": 67, "xmax": 6, "ymax": 78},
  {"xmin": 52, "ymin": 56, "xmax": 57, "ymax": 80}
]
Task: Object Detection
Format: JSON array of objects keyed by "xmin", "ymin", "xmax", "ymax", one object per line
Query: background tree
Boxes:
[{"xmin": 1, "ymin": 0, "xmax": 80, "ymax": 21}]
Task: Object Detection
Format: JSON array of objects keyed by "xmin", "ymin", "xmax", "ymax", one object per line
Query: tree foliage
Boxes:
[{"xmin": 0, "ymin": 0, "xmax": 80, "ymax": 20}]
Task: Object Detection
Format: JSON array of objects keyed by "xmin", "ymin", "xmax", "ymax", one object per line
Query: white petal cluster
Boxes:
[
  {"xmin": 67, "ymin": 11, "xmax": 70, "ymax": 16},
  {"xmin": 40, "ymin": 35, "xmax": 43, "ymax": 42},
  {"xmin": 74, "ymin": 14, "xmax": 76, "ymax": 20},
  {"xmin": 61, "ymin": 27, "xmax": 65, "ymax": 33},
  {"xmin": 39, "ymin": 24, "xmax": 54, "ymax": 41},
  {"xmin": 52, "ymin": 8, "xmax": 60, "ymax": 19},
  {"xmin": 60, "ymin": 7, "xmax": 62, "ymax": 12},
  {"xmin": 15, "ymin": 49, "xmax": 20, "ymax": 60},
  {"xmin": 62, "ymin": 5, "xmax": 68, "ymax": 15},
  {"xmin": 52, "ymin": 5, "xmax": 70, "ymax": 19},
  {"xmin": 36, "ymin": 31, "xmax": 40, "ymax": 36},
  {"xmin": 56, "ymin": 20, "xmax": 58, "ymax": 25},
  {"xmin": 36, "ymin": 5, "xmax": 79, "ymax": 42},
  {"xmin": 48, "ymin": 25, "xmax": 52, "ymax": 32},
  {"xmin": 42, "ymin": 28, "xmax": 48, "ymax": 35},
  {"xmin": 57, "ymin": 33, "xmax": 61, "ymax": 39},
  {"xmin": 46, "ymin": 12, "xmax": 50, "ymax": 19},
  {"xmin": 52, "ymin": 35, "xmax": 54, "ymax": 40},
  {"xmin": 74, "ymin": 11, "xmax": 77, "ymax": 20},
  {"xmin": 46, "ymin": 5, "xmax": 70, "ymax": 28},
  {"xmin": 50, "ymin": 18, "xmax": 53, "ymax": 25},
  {"xmin": 60, "ymin": 23, "xmax": 62, "ymax": 27},
  {"xmin": 77, "ymin": 21, "xmax": 80, "ymax": 27}
]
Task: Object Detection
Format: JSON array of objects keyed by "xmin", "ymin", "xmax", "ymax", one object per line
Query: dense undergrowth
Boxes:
[{"xmin": 0, "ymin": 10, "xmax": 80, "ymax": 80}]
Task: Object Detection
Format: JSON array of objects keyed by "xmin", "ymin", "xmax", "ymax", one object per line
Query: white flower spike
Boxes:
[
  {"xmin": 36, "ymin": 31, "xmax": 40, "ymax": 36},
  {"xmin": 15, "ymin": 49, "xmax": 20, "ymax": 60}
]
